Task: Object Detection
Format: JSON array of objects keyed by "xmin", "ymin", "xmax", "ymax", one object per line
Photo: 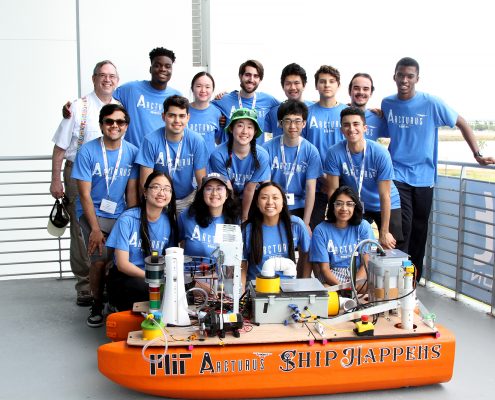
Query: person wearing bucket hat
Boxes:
[
  {"xmin": 209, "ymin": 108, "xmax": 270, "ymax": 222},
  {"xmin": 178, "ymin": 172, "xmax": 240, "ymax": 260},
  {"xmin": 211, "ymin": 59, "xmax": 279, "ymax": 145}
]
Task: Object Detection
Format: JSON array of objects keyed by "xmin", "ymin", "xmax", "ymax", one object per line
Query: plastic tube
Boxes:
[
  {"xmin": 348, "ymin": 239, "xmax": 384, "ymax": 305},
  {"xmin": 141, "ymin": 313, "xmax": 169, "ymax": 364},
  {"xmin": 260, "ymin": 257, "xmax": 297, "ymax": 277}
]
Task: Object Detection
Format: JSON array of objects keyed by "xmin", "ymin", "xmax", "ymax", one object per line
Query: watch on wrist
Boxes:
[{"xmin": 474, "ymin": 150, "xmax": 483, "ymax": 158}]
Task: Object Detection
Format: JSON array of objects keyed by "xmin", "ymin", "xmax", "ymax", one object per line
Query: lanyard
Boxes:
[
  {"xmin": 76, "ymin": 96, "xmax": 88, "ymax": 151},
  {"xmin": 164, "ymin": 134, "xmax": 183, "ymax": 177},
  {"xmin": 238, "ymin": 91, "xmax": 256, "ymax": 110},
  {"xmin": 280, "ymin": 136, "xmax": 301, "ymax": 191},
  {"xmin": 345, "ymin": 140, "xmax": 366, "ymax": 199},
  {"xmin": 100, "ymin": 137, "xmax": 123, "ymax": 197}
]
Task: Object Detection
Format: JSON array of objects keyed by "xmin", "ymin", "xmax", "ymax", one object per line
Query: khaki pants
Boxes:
[{"xmin": 64, "ymin": 162, "xmax": 90, "ymax": 293}]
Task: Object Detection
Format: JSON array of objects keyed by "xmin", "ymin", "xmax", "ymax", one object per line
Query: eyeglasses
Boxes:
[
  {"xmin": 96, "ymin": 73, "xmax": 118, "ymax": 80},
  {"xmin": 281, "ymin": 118, "xmax": 304, "ymax": 127},
  {"xmin": 103, "ymin": 118, "xmax": 128, "ymax": 127},
  {"xmin": 148, "ymin": 185, "xmax": 172, "ymax": 194},
  {"xmin": 204, "ymin": 186, "xmax": 226, "ymax": 194},
  {"xmin": 334, "ymin": 201, "xmax": 356, "ymax": 208}
]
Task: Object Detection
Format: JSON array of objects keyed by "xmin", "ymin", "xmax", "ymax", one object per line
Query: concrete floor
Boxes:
[{"xmin": 0, "ymin": 278, "xmax": 494, "ymax": 400}]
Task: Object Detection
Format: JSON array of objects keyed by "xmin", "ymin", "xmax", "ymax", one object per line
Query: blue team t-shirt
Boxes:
[
  {"xmin": 243, "ymin": 215, "xmax": 310, "ymax": 281},
  {"xmin": 188, "ymin": 104, "xmax": 223, "ymax": 156},
  {"xmin": 262, "ymin": 136, "xmax": 322, "ymax": 210},
  {"xmin": 211, "ymin": 90, "xmax": 280, "ymax": 144},
  {"xmin": 178, "ymin": 209, "xmax": 226, "ymax": 258},
  {"xmin": 106, "ymin": 207, "xmax": 171, "ymax": 270},
  {"xmin": 302, "ymin": 102, "xmax": 347, "ymax": 164},
  {"xmin": 71, "ymin": 138, "xmax": 139, "ymax": 219},
  {"xmin": 364, "ymin": 109, "xmax": 388, "ymax": 141},
  {"xmin": 135, "ymin": 128, "xmax": 208, "ymax": 199},
  {"xmin": 324, "ymin": 139, "xmax": 401, "ymax": 212},
  {"xmin": 264, "ymin": 100, "xmax": 315, "ymax": 138},
  {"xmin": 209, "ymin": 143, "xmax": 270, "ymax": 197},
  {"xmin": 114, "ymin": 81, "xmax": 181, "ymax": 147},
  {"xmin": 381, "ymin": 91, "xmax": 458, "ymax": 186},
  {"xmin": 310, "ymin": 220, "xmax": 374, "ymax": 269}
]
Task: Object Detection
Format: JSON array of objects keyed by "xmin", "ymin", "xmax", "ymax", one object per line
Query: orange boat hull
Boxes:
[
  {"xmin": 98, "ymin": 325, "xmax": 455, "ymax": 398},
  {"xmin": 106, "ymin": 311, "xmax": 143, "ymax": 341}
]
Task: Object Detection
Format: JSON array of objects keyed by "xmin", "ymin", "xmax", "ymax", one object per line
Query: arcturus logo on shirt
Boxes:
[
  {"xmin": 136, "ymin": 95, "xmax": 163, "ymax": 115},
  {"xmin": 366, "ymin": 125, "xmax": 377, "ymax": 137},
  {"xmin": 231, "ymin": 172, "xmax": 253, "ymax": 188},
  {"xmin": 341, "ymin": 163, "xmax": 377, "ymax": 179},
  {"xmin": 308, "ymin": 117, "xmax": 340, "ymax": 133},
  {"xmin": 263, "ymin": 243, "xmax": 288, "ymax": 256},
  {"xmin": 91, "ymin": 163, "xmax": 132, "ymax": 177},
  {"xmin": 271, "ymin": 157, "xmax": 308, "ymax": 173},
  {"xmin": 128, "ymin": 232, "xmax": 167, "ymax": 251},
  {"xmin": 189, "ymin": 123, "xmax": 215, "ymax": 133},
  {"xmin": 327, "ymin": 240, "xmax": 354, "ymax": 256},
  {"xmin": 155, "ymin": 152, "xmax": 194, "ymax": 169},
  {"xmin": 191, "ymin": 225, "xmax": 215, "ymax": 245},
  {"xmin": 387, "ymin": 110, "xmax": 425, "ymax": 128}
]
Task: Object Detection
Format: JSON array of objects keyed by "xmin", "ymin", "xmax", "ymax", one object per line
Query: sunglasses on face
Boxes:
[{"xmin": 102, "ymin": 118, "xmax": 128, "ymax": 127}]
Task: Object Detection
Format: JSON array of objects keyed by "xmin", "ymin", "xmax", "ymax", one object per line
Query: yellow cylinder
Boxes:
[
  {"xmin": 141, "ymin": 318, "xmax": 165, "ymax": 341},
  {"xmin": 255, "ymin": 275, "xmax": 280, "ymax": 293},
  {"xmin": 327, "ymin": 291, "xmax": 340, "ymax": 316},
  {"xmin": 142, "ymin": 327, "xmax": 164, "ymax": 341}
]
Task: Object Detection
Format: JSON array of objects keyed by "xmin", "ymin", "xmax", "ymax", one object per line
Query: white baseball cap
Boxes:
[{"xmin": 47, "ymin": 197, "xmax": 70, "ymax": 237}]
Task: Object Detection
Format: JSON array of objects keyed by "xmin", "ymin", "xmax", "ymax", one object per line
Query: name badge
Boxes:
[
  {"xmin": 286, "ymin": 193, "xmax": 295, "ymax": 206},
  {"xmin": 100, "ymin": 198, "xmax": 117, "ymax": 214}
]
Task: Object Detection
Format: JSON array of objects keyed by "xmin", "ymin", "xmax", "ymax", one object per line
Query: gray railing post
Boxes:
[
  {"xmin": 425, "ymin": 198, "xmax": 434, "ymax": 284},
  {"xmin": 454, "ymin": 166, "xmax": 468, "ymax": 301}
]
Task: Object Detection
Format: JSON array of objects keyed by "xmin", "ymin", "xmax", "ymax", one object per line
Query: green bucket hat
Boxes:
[{"xmin": 225, "ymin": 108, "xmax": 263, "ymax": 138}]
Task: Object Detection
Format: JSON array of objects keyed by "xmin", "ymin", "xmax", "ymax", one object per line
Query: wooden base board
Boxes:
[{"xmin": 127, "ymin": 312, "xmax": 437, "ymax": 347}]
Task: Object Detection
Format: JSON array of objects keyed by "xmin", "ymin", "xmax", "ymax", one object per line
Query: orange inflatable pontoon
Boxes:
[
  {"xmin": 106, "ymin": 311, "xmax": 143, "ymax": 341},
  {"xmin": 99, "ymin": 318, "xmax": 455, "ymax": 399}
]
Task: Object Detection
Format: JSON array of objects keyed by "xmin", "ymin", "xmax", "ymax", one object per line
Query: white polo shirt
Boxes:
[{"xmin": 52, "ymin": 91, "xmax": 119, "ymax": 162}]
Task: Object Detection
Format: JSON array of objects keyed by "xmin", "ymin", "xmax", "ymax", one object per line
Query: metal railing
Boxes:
[
  {"xmin": 1, "ymin": 155, "xmax": 494, "ymax": 315},
  {"xmin": 0, "ymin": 156, "xmax": 72, "ymax": 279},
  {"xmin": 426, "ymin": 161, "xmax": 495, "ymax": 316}
]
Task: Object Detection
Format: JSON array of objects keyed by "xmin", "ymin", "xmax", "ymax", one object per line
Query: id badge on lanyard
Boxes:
[
  {"xmin": 280, "ymin": 137, "xmax": 301, "ymax": 206},
  {"xmin": 346, "ymin": 141, "xmax": 366, "ymax": 210},
  {"xmin": 99, "ymin": 138, "xmax": 122, "ymax": 215}
]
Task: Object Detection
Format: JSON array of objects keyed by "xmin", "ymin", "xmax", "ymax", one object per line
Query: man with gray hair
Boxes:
[{"xmin": 50, "ymin": 60, "xmax": 120, "ymax": 306}]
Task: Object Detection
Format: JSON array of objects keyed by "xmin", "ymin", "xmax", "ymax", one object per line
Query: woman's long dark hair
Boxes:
[
  {"xmin": 243, "ymin": 181, "xmax": 295, "ymax": 266},
  {"xmin": 325, "ymin": 185, "xmax": 363, "ymax": 226},
  {"xmin": 140, "ymin": 171, "xmax": 178, "ymax": 256},
  {"xmin": 187, "ymin": 179, "xmax": 240, "ymax": 227}
]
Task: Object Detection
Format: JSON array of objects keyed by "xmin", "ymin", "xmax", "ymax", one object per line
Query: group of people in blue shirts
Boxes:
[{"xmin": 56, "ymin": 48, "xmax": 494, "ymax": 327}]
